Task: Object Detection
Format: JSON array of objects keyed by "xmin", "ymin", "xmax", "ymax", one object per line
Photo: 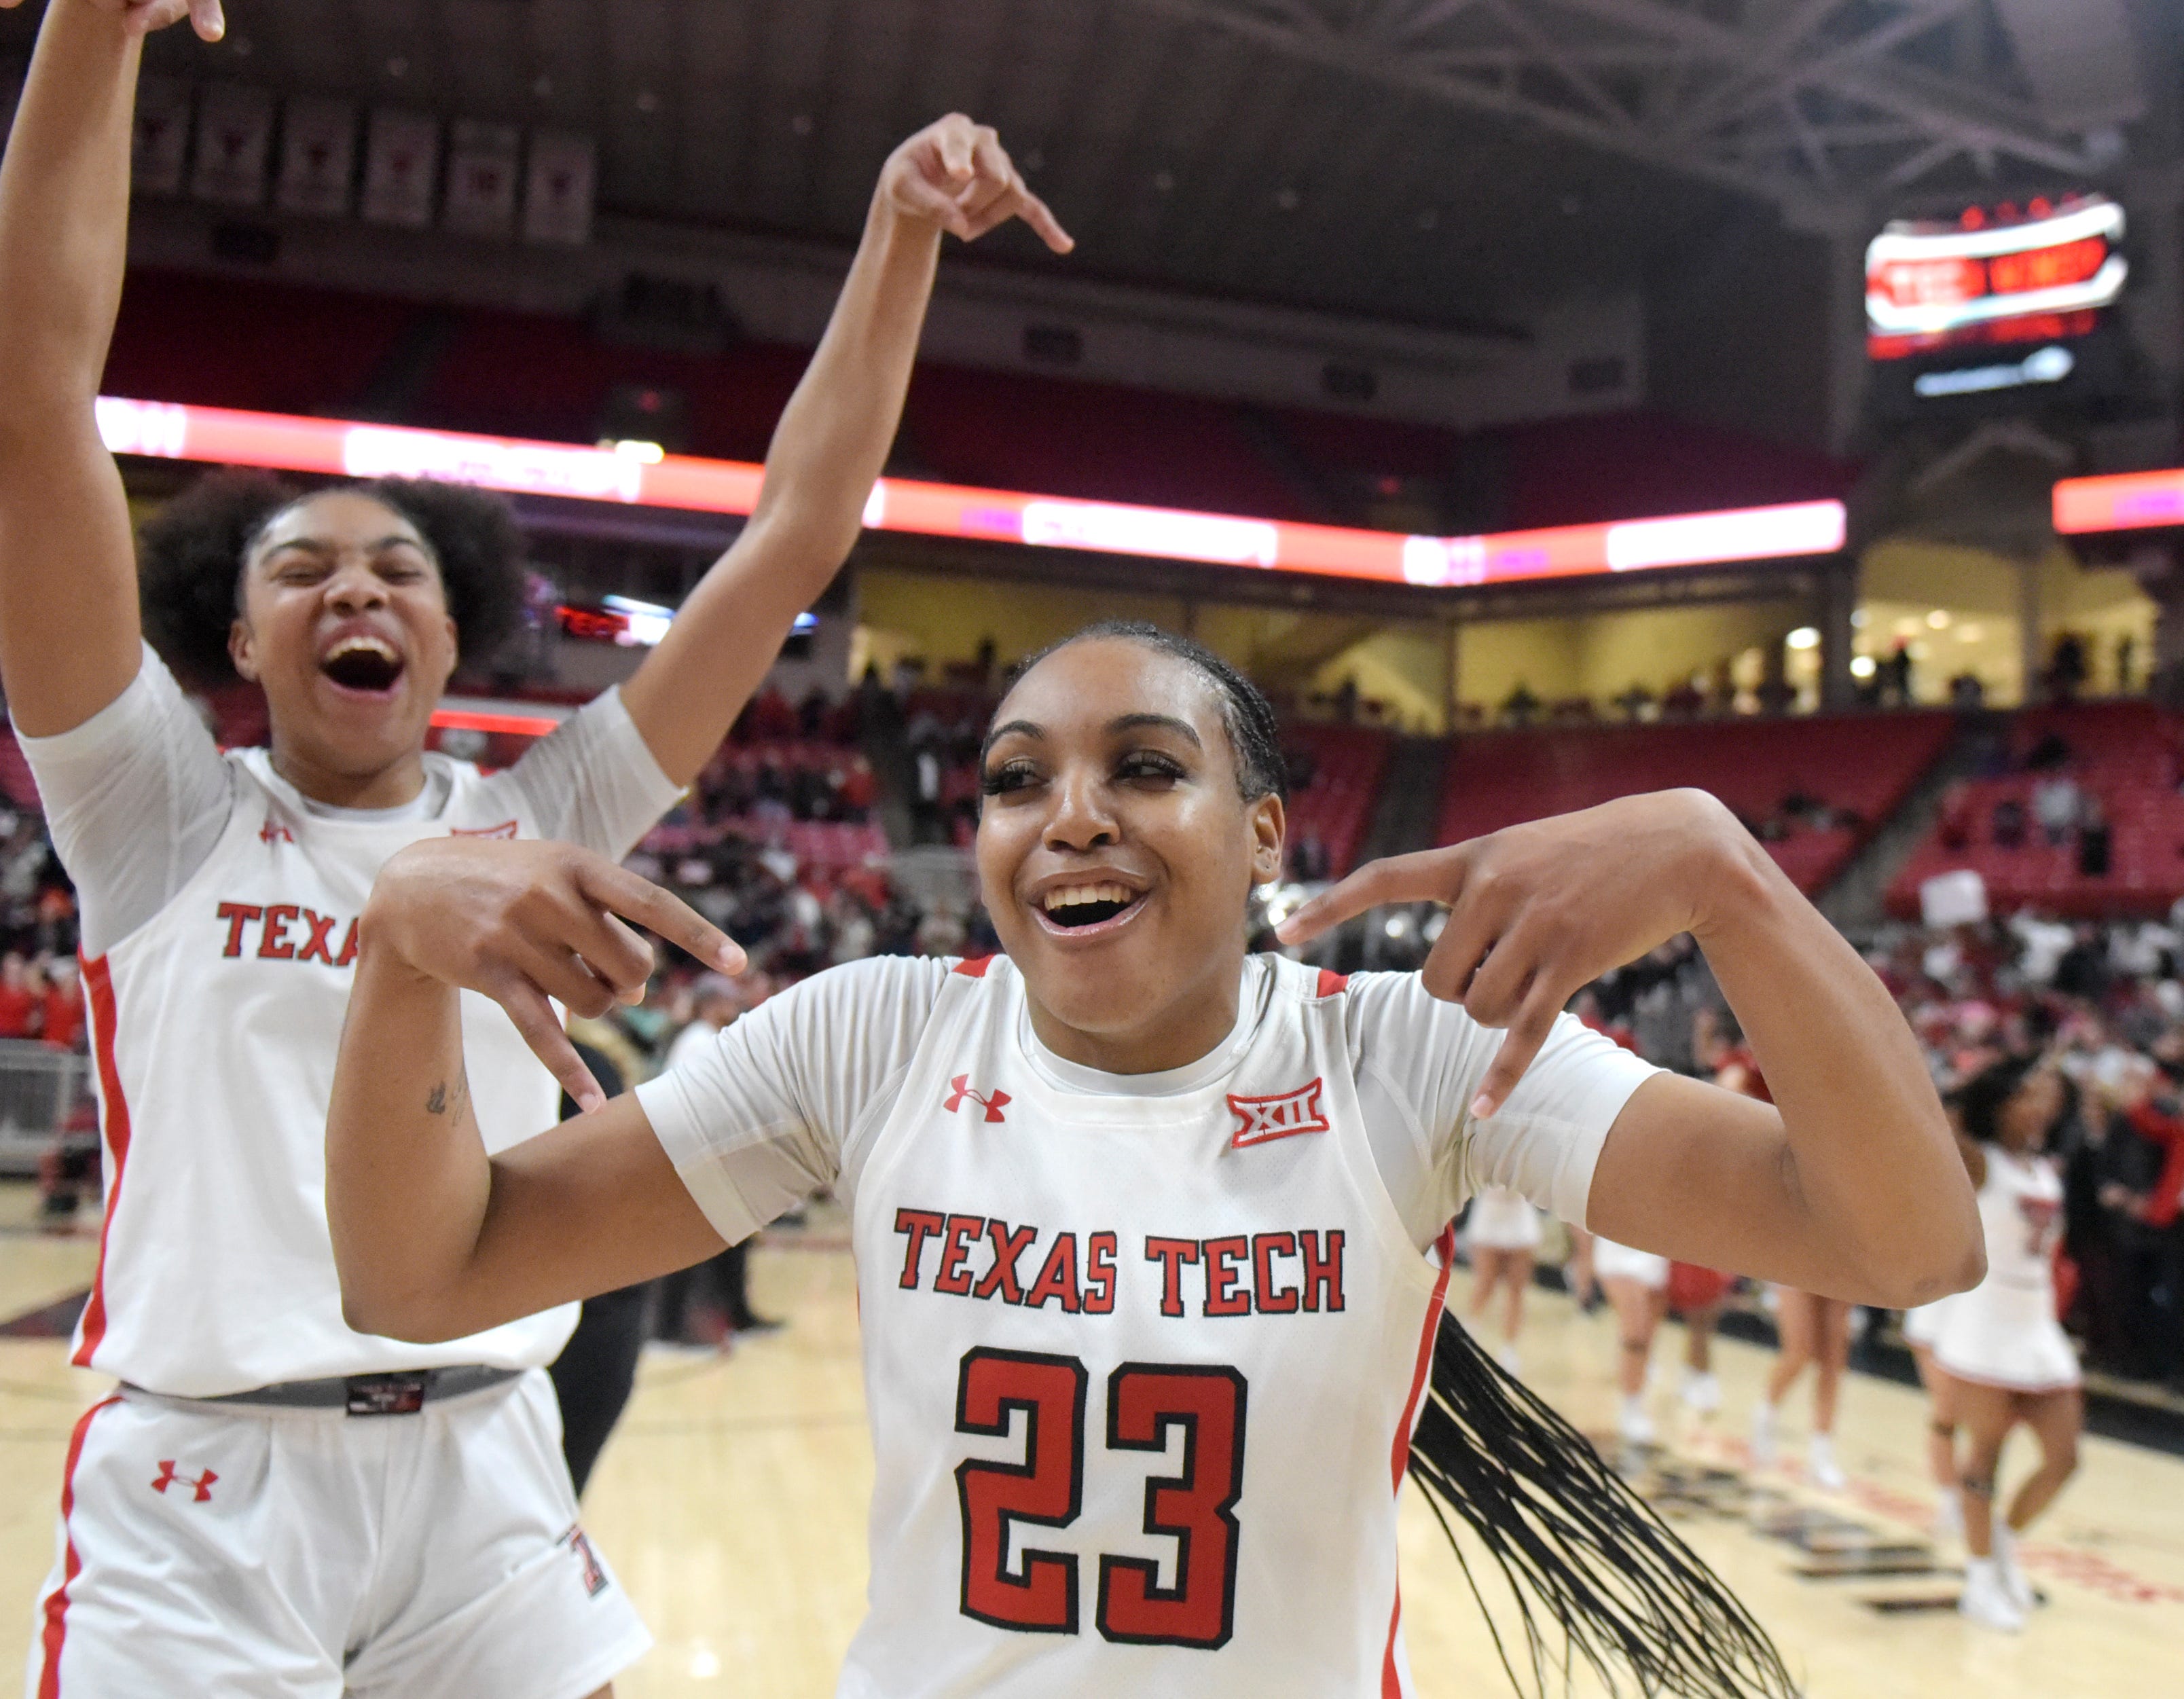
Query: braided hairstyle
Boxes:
[
  {"xmin": 994, "ymin": 620, "xmax": 1290, "ymax": 803},
  {"xmin": 137, "ymin": 469, "xmax": 526, "ymax": 685},
  {"xmin": 992, "ymin": 619, "xmax": 1796, "ymax": 1698}
]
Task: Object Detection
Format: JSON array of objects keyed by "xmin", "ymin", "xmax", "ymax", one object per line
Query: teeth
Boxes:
[
  {"xmin": 326, "ymin": 636, "xmax": 399, "ymax": 663},
  {"xmin": 1041, "ymin": 882, "xmax": 1136, "ymax": 913}
]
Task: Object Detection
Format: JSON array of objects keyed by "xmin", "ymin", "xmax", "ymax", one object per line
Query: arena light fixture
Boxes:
[
  {"xmin": 94, "ymin": 395, "xmax": 1846, "ymax": 588},
  {"xmin": 1785, "ymin": 627, "xmax": 1820, "ymax": 650}
]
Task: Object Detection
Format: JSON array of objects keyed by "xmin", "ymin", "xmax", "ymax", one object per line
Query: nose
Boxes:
[
  {"xmin": 323, "ymin": 558, "xmax": 390, "ymax": 615},
  {"xmin": 1043, "ymin": 765, "xmax": 1117, "ymax": 854}
]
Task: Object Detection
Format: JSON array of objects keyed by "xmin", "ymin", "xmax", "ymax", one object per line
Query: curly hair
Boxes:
[{"xmin": 136, "ymin": 470, "xmax": 527, "ymax": 684}]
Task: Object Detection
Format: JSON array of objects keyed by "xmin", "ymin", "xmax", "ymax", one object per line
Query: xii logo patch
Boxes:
[{"xmin": 1228, "ymin": 1079, "xmax": 1330, "ymax": 1149}]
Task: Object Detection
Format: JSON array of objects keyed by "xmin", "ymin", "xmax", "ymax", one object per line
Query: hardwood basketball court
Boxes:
[{"xmin": 3, "ymin": 1190, "xmax": 2178, "ymax": 1696}]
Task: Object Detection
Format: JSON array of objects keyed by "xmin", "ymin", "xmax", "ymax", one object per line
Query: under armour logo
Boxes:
[
  {"xmin": 944, "ymin": 1075, "xmax": 1011, "ymax": 1123},
  {"xmin": 560, "ymin": 1524, "xmax": 609, "ymax": 1597},
  {"xmin": 1228, "ymin": 1080, "xmax": 1330, "ymax": 1149},
  {"xmin": 151, "ymin": 1461, "xmax": 217, "ymax": 1503},
  {"xmin": 259, "ymin": 819, "xmax": 293, "ymax": 847}
]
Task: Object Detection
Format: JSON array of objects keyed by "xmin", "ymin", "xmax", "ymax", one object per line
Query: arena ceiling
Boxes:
[{"xmin": 7, "ymin": 0, "xmax": 2178, "ymax": 334}]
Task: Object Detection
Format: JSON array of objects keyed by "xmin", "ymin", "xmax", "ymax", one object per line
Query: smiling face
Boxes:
[
  {"xmin": 975, "ymin": 637, "xmax": 1285, "ymax": 1074},
  {"xmin": 228, "ymin": 491, "xmax": 460, "ymax": 792}
]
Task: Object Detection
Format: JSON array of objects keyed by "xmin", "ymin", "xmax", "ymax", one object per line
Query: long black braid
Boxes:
[
  {"xmin": 1408, "ymin": 1314, "xmax": 1797, "ymax": 1698},
  {"xmin": 1003, "ymin": 620, "xmax": 1798, "ymax": 1698}
]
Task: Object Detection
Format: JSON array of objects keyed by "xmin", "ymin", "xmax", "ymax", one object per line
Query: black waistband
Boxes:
[{"xmin": 139, "ymin": 1364, "xmax": 526, "ymax": 1416}]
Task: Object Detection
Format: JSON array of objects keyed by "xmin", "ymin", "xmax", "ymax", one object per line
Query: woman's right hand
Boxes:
[
  {"xmin": 4, "ymin": 0, "xmax": 228, "ymax": 40},
  {"xmin": 361, "ymin": 839, "xmax": 744, "ymax": 1111}
]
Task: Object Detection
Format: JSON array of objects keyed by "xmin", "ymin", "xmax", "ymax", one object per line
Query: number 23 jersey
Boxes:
[{"xmin": 641, "ymin": 951, "xmax": 1656, "ymax": 1698}]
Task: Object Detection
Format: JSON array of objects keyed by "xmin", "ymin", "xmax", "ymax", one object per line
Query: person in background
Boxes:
[
  {"xmin": 0, "ymin": 950, "xmax": 37, "ymax": 1037},
  {"xmin": 547, "ymin": 1043, "xmax": 651, "ymax": 1499}
]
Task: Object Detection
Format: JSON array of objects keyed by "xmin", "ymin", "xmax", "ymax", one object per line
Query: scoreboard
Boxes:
[
  {"xmin": 1866, "ymin": 196, "xmax": 2131, "ymax": 411},
  {"xmin": 1867, "ymin": 195, "xmax": 2126, "ymax": 361}
]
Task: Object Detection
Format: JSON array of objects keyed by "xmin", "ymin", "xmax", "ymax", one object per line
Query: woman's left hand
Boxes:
[{"xmin": 1277, "ymin": 789, "xmax": 1754, "ymax": 1116}]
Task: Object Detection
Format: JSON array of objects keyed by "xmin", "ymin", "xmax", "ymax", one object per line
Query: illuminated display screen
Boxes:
[
  {"xmin": 95, "ymin": 395, "xmax": 1845, "ymax": 587},
  {"xmin": 1867, "ymin": 196, "xmax": 2126, "ymax": 362},
  {"xmin": 2054, "ymin": 468, "xmax": 2184, "ymax": 535}
]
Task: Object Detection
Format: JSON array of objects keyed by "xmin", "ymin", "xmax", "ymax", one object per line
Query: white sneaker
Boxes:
[
  {"xmin": 1993, "ymin": 1522, "xmax": 2036, "ymax": 1614},
  {"xmin": 1806, "ymin": 1433, "xmax": 1848, "ymax": 1492},
  {"xmin": 1495, "ymin": 1344, "xmax": 1522, "ymax": 1376},
  {"xmin": 1959, "ymin": 1557, "xmax": 2026, "ymax": 1632},
  {"xmin": 1749, "ymin": 1402, "xmax": 1779, "ymax": 1467},
  {"xmin": 1679, "ymin": 1369, "xmax": 1721, "ymax": 1414},
  {"xmin": 1618, "ymin": 1394, "xmax": 1656, "ymax": 1446},
  {"xmin": 1930, "ymin": 1491, "xmax": 1963, "ymax": 1546}
]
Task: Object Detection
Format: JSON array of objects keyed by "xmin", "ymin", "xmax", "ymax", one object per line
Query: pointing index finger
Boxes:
[
  {"xmin": 1274, "ymin": 849, "xmax": 1465, "ymax": 946},
  {"xmin": 576, "ymin": 858, "xmax": 745, "ymax": 975}
]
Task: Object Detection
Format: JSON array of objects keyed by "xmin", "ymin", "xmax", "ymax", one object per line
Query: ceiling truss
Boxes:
[{"xmin": 1123, "ymin": 0, "xmax": 2113, "ymax": 221}]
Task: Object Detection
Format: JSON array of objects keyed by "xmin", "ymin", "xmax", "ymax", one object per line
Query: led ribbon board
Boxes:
[
  {"xmin": 95, "ymin": 395, "xmax": 1844, "ymax": 587},
  {"xmin": 1867, "ymin": 196, "xmax": 2127, "ymax": 361},
  {"xmin": 2054, "ymin": 469, "xmax": 2184, "ymax": 536}
]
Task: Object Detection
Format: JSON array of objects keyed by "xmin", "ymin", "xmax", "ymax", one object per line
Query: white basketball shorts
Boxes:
[{"xmin": 25, "ymin": 1369, "xmax": 650, "ymax": 1698}]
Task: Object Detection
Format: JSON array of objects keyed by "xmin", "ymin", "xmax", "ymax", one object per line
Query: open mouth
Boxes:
[
  {"xmin": 1036, "ymin": 881, "xmax": 1148, "ymax": 934},
  {"xmin": 319, "ymin": 636, "xmax": 405, "ymax": 694}
]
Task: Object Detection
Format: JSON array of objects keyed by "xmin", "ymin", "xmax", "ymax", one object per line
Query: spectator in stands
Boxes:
[
  {"xmin": 2077, "ymin": 794, "xmax": 2112, "ymax": 878},
  {"xmin": 1949, "ymin": 672, "xmax": 1985, "ymax": 710},
  {"xmin": 39, "ymin": 957, "xmax": 84, "ymax": 1051},
  {"xmin": 2032, "ymin": 772, "xmax": 2080, "ymax": 845},
  {"xmin": 1880, "ymin": 643, "xmax": 1913, "ymax": 708},
  {"xmin": 2046, "ymin": 633, "xmax": 2089, "ymax": 703},
  {"xmin": 1497, "ymin": 682, "xmax": 1540, "ymax": 726},
  {"xmin": 0, "ymin": 951, "xmax": 35, "ymax": 1039},
  {"xmin": 1990, "ymin": 794, "xmax": 2026, "ymax": 848}
]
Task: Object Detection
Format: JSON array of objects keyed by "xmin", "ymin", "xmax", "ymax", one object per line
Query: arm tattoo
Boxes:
[
  {"xmin": 426, "ymin": 1082, "xmax": 448, "ymax": 1115},
  {"xmin": 424, "ymin": 1072, "xmax": 473, "ymax": 1123}
]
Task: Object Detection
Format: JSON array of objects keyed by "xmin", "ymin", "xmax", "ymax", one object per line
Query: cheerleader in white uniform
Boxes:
[
  {"xmin": 1592, "ymin": 1237, "xmax": 1670, "ymax": 1444},
  {"xmin": 1464, "ymin": 1185, "xmax": 1542, "ymax": 1374},
  {"xmin": 1901, "ymin": 1293, "xmax": 1963, "ymax": 1539},
  {"xmin": 1934, "ymin": 1057, "xmax": 2083, "ymax": 1634}
]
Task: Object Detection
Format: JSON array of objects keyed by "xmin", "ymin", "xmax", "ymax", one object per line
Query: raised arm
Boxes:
[
  {"xmin": 0, "ymin": 0, "xmax": 222, "ymax": 735},
  {"xmin": 328, "ymin": 838, "xmax": 741, "ymax": 1341},
  {"xmin": 617, "ymin": 115, "xmax": 1072, "ymax": 785},
  {"xmin": 1280, "ymin": 789, "xmax": 1984, "ymax": 1308}
]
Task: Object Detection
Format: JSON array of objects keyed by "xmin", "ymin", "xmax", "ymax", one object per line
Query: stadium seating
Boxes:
[
  {"xmin": 1436, "ymin": 711, "xmax": 1958, "ymax": 896},
  {"xmin": 1280, "ymin": 723, "xmax": 1391, "ymax": 880},
  {"xmin": 1888, "ymin": 700, "xmax": 2184, "ymax": 918}
]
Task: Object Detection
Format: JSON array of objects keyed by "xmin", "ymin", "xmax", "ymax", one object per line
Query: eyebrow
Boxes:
[
  {"xmin": 263, "ymin": 535, "xmax": 429, "ymax": 558},
  {"xmin": 981, "ymin": 712, "xmax": 1204, "ymax": 765}
]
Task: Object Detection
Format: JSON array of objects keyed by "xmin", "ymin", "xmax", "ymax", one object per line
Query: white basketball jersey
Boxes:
[
  {"xmin": 843, "ymin": 953, "xmax": 1454, "ymax": 1699},
  {"xmin": 76, "ymin": 748, "xmax": 577, "ymax": 1397}
]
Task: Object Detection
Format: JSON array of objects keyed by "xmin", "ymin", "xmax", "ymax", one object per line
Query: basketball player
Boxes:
[
  {"xmin": 1933, "ymin": 1056, "xmax": 2084, "ymax": 1633},
  {"xmin": 324, "ymin": 621, "xmax": 1982, "ymax": 1696},
  {"xmin": 0, "ymin": 1, "xmax": 1070, "ymax": 1689},
  {"xmin": 1462, "ymin": 1185, "xmax": 1539, "ymax": 1374}
]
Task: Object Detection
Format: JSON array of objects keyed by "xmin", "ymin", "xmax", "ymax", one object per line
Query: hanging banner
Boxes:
[
  {"xmin": 361, "ymin": 108, "xmax": 441, "ymax": 228},
  {"xmin": 523, "ymin": 131, "xmax": 596, "ymax": 246},
  {"xmin": 442, "ymin": 121, "xmax": 521, "ymax": 238},
  {"xmin": 132, "ymin": 75, "xmax": 194, "ymax": 198},
  {"xmin": 190, "ymin": 83, "xmax": 274, "ymax": 207},
  {"xmin": 276, "ymin": 96, "xmax": 357, "ymax": 217}
]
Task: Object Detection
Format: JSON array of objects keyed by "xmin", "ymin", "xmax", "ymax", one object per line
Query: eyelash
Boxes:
[{"xmin": 979, "ymin": 750, "xmax": 1186, "ymax": 796}]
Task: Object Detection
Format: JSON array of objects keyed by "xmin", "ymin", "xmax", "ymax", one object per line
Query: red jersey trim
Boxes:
[
  {"xmin": 1315, "ymin": 969, "xmax": 1349, "ymax": 999},
  {"xmin": 952, "ymin": 955, "xmax": 996, "ymax": 979},
  {"xmin": 71, "ymin": 956, "xmax": 132, "ymax": 1370},
  {"xmin": 1381, "ymin": 1224, "xmax": 1456, "ymax": 1698},
  {"xmin": 37, "ymin": 1393, "xmax": 122, "ymax": 1698}
]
